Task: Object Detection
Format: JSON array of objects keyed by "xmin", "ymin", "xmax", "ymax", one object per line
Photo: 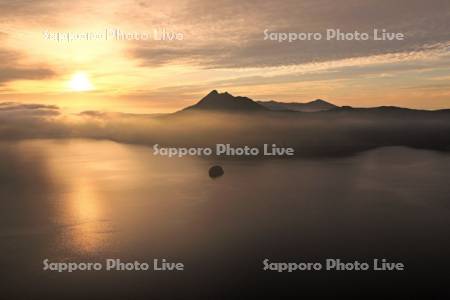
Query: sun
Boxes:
[{"xmin": 69, "ymin": 72, "xmax": 93, "ymax": 92}]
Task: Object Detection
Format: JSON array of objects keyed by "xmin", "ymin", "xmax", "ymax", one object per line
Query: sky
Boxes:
[{"xmin": 0, "ymin": 0, "xmax": 449, "ymax": 113}]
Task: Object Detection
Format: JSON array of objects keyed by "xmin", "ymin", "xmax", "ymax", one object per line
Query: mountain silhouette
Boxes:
[
  {"xmin": 183, "ymin": 90, "xmax": 269, "ymax": 112},
  {"xmin": 179, "ymin": 90, "xmax": 449, "ymax": 117},
  {"xmin": 258, "ymin": 99, "xmax": 337, "ymax": 112}
]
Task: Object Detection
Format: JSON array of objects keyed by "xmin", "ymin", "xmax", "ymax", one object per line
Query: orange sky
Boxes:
[{"xmin": 0, "ymin": 0, "xmax": 449, "ymax": 113}]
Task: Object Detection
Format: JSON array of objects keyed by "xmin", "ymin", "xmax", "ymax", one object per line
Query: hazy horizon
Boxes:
[{"xmin": 2, "ymin": 88, "xmax": 450, "ymax": 116}]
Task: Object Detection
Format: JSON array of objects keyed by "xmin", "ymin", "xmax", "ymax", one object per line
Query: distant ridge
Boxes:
[
  {"xmin": 183, "ymin": 90, "xmax": 269, "ymax": 112},
  {"xmin": 258, "ymin": 99, "xmax": 338, "ymax": 112},
  {"xmin": 180, "ymin": 90, "xmax": 447, "ymax": 114}
]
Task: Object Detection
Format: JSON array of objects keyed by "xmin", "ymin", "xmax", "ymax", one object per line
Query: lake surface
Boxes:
[{"xmin": 1, "ymin": 139, "xmax": 449, "ymax": 298}]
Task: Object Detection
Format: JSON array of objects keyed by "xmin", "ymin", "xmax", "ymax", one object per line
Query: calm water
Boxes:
[{"xmin": 1, "ymin": 139, "xmax": 449, "ymax": 298}]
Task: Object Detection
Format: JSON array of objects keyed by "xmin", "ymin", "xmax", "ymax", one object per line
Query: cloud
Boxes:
[
  {"xmin": 0, "ymin": 0, "xmax": 67, "ymax": 17},
  {"xmin": 0, "ymin": 67, "xmax": 56, "ymax": 84},
  {"xmin": 125, "ymin": 42, "xmax": 450, "ymax": 102},
  {"xmin": 2, "ymin": 0, "xmax": 449, "ymax": 69},
  {"xmin": 0, "ymin": 47, "xmax": 56, "ymax": 84},
  {"xmin": 0, "ymin": 102, "xmax": 59, "ymax": 111},
  {"xmin": 131, "ymin": 44, "xmax": 226, "ymax": 67},
  {"xmin": 0, "ymin": 102, "xmax": 60, "ymax": 117},
  {"xmin": 129, "ymin": 0, "xmax": 450, "ymax": 68},
  {"xmin": 0, "ymin": 101, "xmax": 63, "ymax": 139}
]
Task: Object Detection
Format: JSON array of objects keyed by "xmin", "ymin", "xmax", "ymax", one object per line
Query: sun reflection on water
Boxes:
[
  {"xmin": 43, "ymin": 140, "xmax": 126, "ymax": 255},
  {"xmin": 64, "ymin": 177, "xmax": 106, "ymax": 254}
]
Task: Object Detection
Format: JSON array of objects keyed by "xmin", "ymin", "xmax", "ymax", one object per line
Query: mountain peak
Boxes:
[
  {"xmin": 309, "ymin": 99, "xmax": 329, "ymax": 104},
  {"xmin": 183, "ymin": 90, "xmax": 268, "ymax": 112},
  {"xmin": 207, "ymin": 90, "xmax": 219, "ymax": 96}
]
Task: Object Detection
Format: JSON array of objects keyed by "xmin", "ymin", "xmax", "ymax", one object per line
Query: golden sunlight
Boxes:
[{"xmin": 69, "ymin": 72, "xmax": 94, "ymax": 92}]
